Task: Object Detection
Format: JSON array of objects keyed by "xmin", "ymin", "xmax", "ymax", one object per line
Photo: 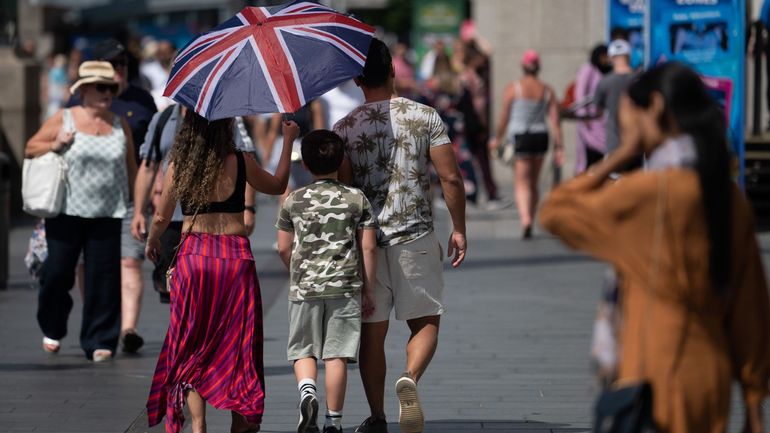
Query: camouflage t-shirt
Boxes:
[
  {"xmin": 333, "ymin": 97, "xmax": 450, "ymax": 247},
  {"xmin": 276, "ymin": 179, "xmax": 377, "ymax": 301}
]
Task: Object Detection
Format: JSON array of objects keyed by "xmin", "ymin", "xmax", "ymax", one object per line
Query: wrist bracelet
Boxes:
[{"xmin": 245, "ymin": 205, "xmax": 256, "ymax": 214}]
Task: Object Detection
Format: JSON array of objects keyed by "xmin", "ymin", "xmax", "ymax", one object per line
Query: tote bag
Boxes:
[{"xmin": 22, "ymin": 151, "xmax": 67, "ymax": 218}]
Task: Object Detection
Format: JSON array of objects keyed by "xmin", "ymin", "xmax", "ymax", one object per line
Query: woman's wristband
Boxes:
[{"xmin": 244, "ymin": 205, "xmax": 256, "ymax": 214}]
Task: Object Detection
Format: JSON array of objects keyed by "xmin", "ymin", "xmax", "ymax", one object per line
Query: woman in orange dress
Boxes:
[{"xmin": 540, "ymin": 62, "xmax": 770, "ymax": 433}]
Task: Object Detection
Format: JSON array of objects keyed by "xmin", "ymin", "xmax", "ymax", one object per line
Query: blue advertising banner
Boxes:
[
  {"xmin": 607, "ymin": 0, "xmax": 646, "ymax": 68},
  {"xmin": 646, "ymin": 0, "xmax": 746, "ymax": 183}
]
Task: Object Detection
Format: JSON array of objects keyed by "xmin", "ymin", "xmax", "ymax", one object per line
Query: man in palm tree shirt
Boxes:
[{"xmin": 334, "ymin": 38, "xmax": 467, "ymax": 433}]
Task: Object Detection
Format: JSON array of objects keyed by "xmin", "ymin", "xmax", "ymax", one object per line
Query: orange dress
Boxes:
[{"xmin": 540, "ymin": 169, "xmax": 770, "ymax": 433}]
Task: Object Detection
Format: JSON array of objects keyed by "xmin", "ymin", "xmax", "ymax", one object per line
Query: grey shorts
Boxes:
[
  {"xmin": 287, "ymin": 296, "xmax": 361, "ymax": 362},
  {"xmin": 121, "ymin": 203, "xmax": 145, "ymax": 260},
  {"xmin": 366, "ymin": 231, "xmax": 445, "ymax": 323}
]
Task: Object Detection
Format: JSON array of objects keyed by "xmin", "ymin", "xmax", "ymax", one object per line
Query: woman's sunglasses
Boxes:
[{"xmin": 95, "ymin": 83, "xmax": 119, "ymax": 94}]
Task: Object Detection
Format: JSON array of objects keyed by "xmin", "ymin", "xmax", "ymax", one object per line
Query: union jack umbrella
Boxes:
[{"xmin": 163, "ymin": 0, "xmax": 375, "ymax": 120}]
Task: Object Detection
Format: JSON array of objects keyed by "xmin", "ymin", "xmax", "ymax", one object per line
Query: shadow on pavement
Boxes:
[
  {"xmin": 450, "ymin": 253, "xmax": 595, "ymax": 271},
  {"xmin": 264, "ymin": 364, "xmax": 295, "ymax": 376},
  {"xmin": 0, "ymin": 362, "xmax": 91, "ymax": 371},
  {"xmin": 465, "ymin": 211, "xmax": 517, "ymax": 222},
  {"xmin": 264, "ymin": 419, "xmax": 587, "ymax": 433}
]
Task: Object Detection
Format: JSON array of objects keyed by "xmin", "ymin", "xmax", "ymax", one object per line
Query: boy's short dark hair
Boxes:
[
  {"xmin": 301, "ymin": 130, "xmax": 345, "ymax": 175},
  {"xmin": 358, "ymin": 38, "xmax": 392, "ymax": 88}
]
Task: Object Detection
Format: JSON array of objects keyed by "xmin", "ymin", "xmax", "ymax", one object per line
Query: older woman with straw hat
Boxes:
[{"xmin": 26, "ymin": 60, "xmax": 137, "ymax": 362}]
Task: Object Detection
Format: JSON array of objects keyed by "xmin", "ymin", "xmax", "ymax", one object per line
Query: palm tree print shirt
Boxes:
[{"xmin": 334, "ymin": 97, "xmax": 451, "ymax": 247}]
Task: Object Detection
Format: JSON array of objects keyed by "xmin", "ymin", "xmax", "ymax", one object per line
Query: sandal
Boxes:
[
  {"xmin": 521, "ymin": 225, "xmax": 533, "ymax": 240},
  {"xmin": 92, "ymin": 349, "xmax": 113, "ymax": 362},
  {"xmin": 120, "ymin": 329, "xmax": 144, "ymax": 353},
  {"xmin": 42, "ymin": 337, "xmax": 60, "ymax": 354}
]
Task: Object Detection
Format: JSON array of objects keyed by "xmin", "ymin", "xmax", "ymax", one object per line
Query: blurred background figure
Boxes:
[
  {"xmin": 490, "ymin": 49, "xmax": 563, "ymax": 239},
  {"xmin": 573, "ymin": 44, "xmax": 610, "ymax": 174},
  {"xmin": 67, "ymin": 39, "xmax": 87, "ymax": 84},
  {"xmin": 140, "ymin": 39, "xmax": 177, "ymax": 110},
  {"xmin": 460, "ymin": 39, "xmax": 502, "ymax": 207},
  {"xmin": 419, "ymin": 39, "xmax": 446, "ymax": 81},
  {"xmin": 45, "ymin": 54, "xmax": 70, "ymax": 119},
  {"xmin": 392, "ymin": 42, "xmax": 418, "ymax": 99},
  {"xmin": 15, "ymin": 38, "xmax": 36, "ymax": 58},
  {"xmin": 593, "ymin": 39, "xmax": 637, "ymax": 169},
  {"xmin": 425, "ymin": 48, "xmax": 479, "ymax": 204},
  {"xmin": 320, "ymin": 79, "xmax": 365, "ymax": 130},
  {"xmin": 450, "ymin": 38, "xmax": 466, "ymax": 73}
]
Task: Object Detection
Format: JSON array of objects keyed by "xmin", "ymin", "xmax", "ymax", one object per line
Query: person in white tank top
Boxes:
[{"xmin": 489, "ymin": 50, "xmax": 563, "ymax": 239}]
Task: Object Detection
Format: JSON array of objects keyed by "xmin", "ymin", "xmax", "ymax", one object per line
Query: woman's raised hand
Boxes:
[{"xmin": 282, "ymin": 120, "xmax": 300, "ymax": 143}]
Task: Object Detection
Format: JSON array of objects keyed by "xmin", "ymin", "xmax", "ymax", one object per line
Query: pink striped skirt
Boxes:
[{"xmin": 146, "ymin": 233, "xmax": 265, "ymax": 433}]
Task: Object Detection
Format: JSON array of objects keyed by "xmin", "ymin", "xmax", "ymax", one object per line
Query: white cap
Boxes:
[{"xmin": 608, "ymin": 39, "xmax": 631, "ymax": 58}]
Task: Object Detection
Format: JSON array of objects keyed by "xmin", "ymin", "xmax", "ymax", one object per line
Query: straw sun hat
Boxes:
[{"xmin": 69, "ymin": 61, "xmax": 118, "ymax": 94}]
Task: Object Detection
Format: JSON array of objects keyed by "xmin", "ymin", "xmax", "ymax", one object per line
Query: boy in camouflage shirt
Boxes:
[{"xmin": 276, "ymin": 130, "xmax": 378, "ymax": 433}]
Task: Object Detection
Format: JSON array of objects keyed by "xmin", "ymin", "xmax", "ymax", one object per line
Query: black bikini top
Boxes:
[{"xmin": 181, "ymin": 151, "xmax": 246, "ymax": 216}]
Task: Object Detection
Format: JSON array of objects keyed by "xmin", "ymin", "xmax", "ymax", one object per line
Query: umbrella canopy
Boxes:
[{"xmin": 163, "ymin": 0, "xmax": 375, "ymax": 120}]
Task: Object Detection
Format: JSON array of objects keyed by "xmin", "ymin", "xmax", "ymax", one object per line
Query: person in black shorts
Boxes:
[{"xmin": 489, "ymin": 49, "xmax": 563, "ymax": 239}]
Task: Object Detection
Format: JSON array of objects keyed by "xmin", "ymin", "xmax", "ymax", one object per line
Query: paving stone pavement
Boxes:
[{"xmin": 2, "ymin": 165, "xmax": 769, "ymax": 433}]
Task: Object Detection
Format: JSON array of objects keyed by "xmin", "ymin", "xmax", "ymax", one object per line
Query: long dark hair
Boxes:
[
  {"xmin": 590, "ymin": 44, "xmax": 607, "ymax": 69},
  {"xmin": 169, "ymin": 110, "xmax": 235, "ymax": 211},
  {"xmin": 627, "ymin": 62, "xmax": 731, "ymax": 293},
  {"xmin": 590, "ymin": 44, "xmax": 609, "ymax": 74}
]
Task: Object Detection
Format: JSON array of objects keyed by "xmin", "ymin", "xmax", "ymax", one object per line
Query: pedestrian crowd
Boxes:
[{"xmin": 17, "ymin": 18, "xmax": 770, "ymax": 433}]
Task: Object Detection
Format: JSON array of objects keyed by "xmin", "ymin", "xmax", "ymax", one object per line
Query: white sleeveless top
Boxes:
[
  {"xmin": 507, "ymin": 81, "xmax": 550, "ymax": 136},
  {"xmin": 61, "ymin": 108, "xmax": 129, "ymax": 219}
]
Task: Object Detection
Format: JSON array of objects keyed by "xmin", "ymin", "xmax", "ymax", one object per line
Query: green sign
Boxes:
[{"xmin": 411, "ymin": 0, "xmax": 465, "ymax": 68}]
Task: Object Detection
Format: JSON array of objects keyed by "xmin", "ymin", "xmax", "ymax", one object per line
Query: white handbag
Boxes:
[{"xmin": 22, "ymin": 151, "xmax": 68, "ymax": 218}]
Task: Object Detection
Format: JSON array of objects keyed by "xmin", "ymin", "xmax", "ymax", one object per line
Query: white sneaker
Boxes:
[
  {"xmin": 484, "ymin": 198, "xmax": 513, "ymax": 211},
  {"xmin": 395, "ymin": 372, "xmax": 423, "ymax": 433},
  {"xmin": 298, "ymin": 393, "xmax": 319, "ymax": 433}
]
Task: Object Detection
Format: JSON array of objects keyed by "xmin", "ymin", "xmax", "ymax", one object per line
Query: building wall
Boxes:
[{"xmin": 472, "ymin": 0, "xmax": 605, "ymax": 176}]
